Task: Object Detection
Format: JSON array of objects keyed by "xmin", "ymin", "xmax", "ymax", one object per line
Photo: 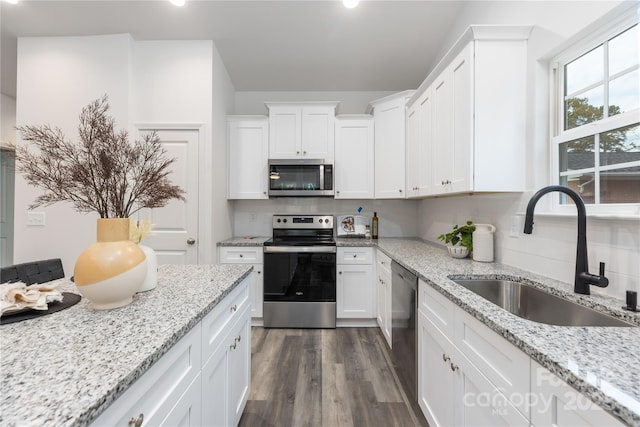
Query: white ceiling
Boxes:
[{"xmin": 0, "ymin": 0, "xmax": 467, "ymax": 97}]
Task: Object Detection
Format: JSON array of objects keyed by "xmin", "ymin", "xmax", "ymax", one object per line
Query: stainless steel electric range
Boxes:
[{"xmin": 263, "ymin": 214, "xmax": 336, "ymax": 328}]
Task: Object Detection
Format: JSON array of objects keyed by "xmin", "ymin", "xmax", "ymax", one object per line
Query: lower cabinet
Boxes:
[
  {"xmin": 530, "ymin": 362, "xmax": 624, "ymax": 427},
  {"xmin": 219, "ymin": 246, "xmax": 264, "ymax": 319},
  {"xmin": 202, "ymin": 304, "xmax": 251, "ymax": 427},
  {"xmin": 336, "ymin": 247, "xmax": 374, "ymax": 319},
  {"xmin": 418, "ymin": 279, "xmax": 624, "ymax": 427},
  {"xmin": 376, "ymin": 249, "xmax": 392, "ymax": 347},
  {"xmin": 419, "ymin": 279, "xmax": 530, "ymax": 427},
  {"xmin": 91, "ymin": 279, "xmax": 250, "ymax": 427}
]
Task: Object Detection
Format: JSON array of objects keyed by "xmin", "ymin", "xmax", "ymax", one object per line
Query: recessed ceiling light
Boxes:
[
  {"xmin": 343, "ymin": 0, "xmax": 359, "ymax": 9},
  {"xmin": 169, "ymin": 0, "xmax": 186, "ymax": 6}
]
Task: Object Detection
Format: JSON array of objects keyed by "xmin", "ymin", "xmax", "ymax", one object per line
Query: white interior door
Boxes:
[
  {"xmin": 136, "ymin": 128, "xmax": 199, "ymax": 265},
  {"xmin": 0, "ymin": 148, "xmax": 15, "ymax": 267}
]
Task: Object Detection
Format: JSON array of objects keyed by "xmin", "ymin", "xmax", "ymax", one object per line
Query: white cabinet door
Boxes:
[
  {"xmin": 201, "ymin": 330, "xmax": 230, "ymax": 427},
  {"xmin": 161, "ymin": 374, "xmax": 202, "ymax": 427},
  {"xmin": 431, "ymin": 68, "xmax": 454, "ymax": 195},
  {"xmin": 228, "ymin": 308, "xmax": 252, "ymax": 427},
  {"xmin": 267, "ymin": 103, "xmax": 337, "ymax": 161},
  {"xmin": 450, "ymin": 44, "xmax": 473, "ymax": 194},
  {"xmin": 530, "ymin": 362, "xmax": 625, "ymax": 427},
  {"xmin": 302, "ymin": 105, "xmax": 336, "ymax": 160},
  {"xmin": 376, "ymin": 249, "xmax": 392, "ymax": 347},
  {"xmin": 418, "ymin": 310, "xmax": 456, "ymax": 427},
  {"xmin": 372, "ymin": 92, "xmax": 413, "ymax": 199},
  {"xmin": 227, "ymin": 116, "xmax": 269, "ymax": 200},
  {"xmin": 268, "ymin": 105, "xmax": 302, "ymax": 159},
  {"xmin": 406, "ymin": 88, "xmax": 433, "ymax": 198},
  {"xmin": 336, "ymin": 264, "xmax": 374, "ymax": 318},
  {"xmin": 334, "ymin": 116, "xmax": 374, "ymax": 199}
]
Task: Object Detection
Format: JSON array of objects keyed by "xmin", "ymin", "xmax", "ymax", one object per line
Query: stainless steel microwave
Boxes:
[{"xmin": 268, "ymin": 159, "xmax": 334, "ymax": 197}]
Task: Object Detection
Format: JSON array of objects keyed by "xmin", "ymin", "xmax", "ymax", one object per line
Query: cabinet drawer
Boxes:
[
  {"xmin": 91, "ymin": 324, "xmax": 202, "ymax": 427},
  {"xmin": 337, "ymin": 247, "xmax": 373, "ymax": 264},
  {"xmin": 202, "ymin": 278, "xmax": 250, "ymax": 363},
  {"xmin": 376, "ymin": 249, "xmax": 392, "ymax": 273},
  {"xmin": 419, "ymin": 279, "xmax": 455, "ymax": 338},
  {"xmin": 455, "ymin": 308, "xmax": 530, "ymax": 416},
  {"xmin": 219, "ymin": 247, "xmax": 263, "ymax": 264}
]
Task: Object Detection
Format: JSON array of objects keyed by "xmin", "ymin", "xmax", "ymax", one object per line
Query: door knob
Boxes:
[{"xmin": 187, "ymin": 238, "xmax": 196, "ymax": 245}]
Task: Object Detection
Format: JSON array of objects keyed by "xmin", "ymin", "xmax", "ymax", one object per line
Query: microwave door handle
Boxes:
[{"xmin": 319, "ymin": 164, "xmax": 324, "ymax": 191}]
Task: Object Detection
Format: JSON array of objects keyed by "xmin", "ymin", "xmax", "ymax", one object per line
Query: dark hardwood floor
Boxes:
[{"xmin": 239, "ymin": 327, "xmax": 429, "ymax": 427}]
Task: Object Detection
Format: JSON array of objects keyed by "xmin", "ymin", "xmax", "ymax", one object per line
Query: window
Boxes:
[{"xmin": 552, "ymin": 12, "xmax": 639, "ymax": 213}]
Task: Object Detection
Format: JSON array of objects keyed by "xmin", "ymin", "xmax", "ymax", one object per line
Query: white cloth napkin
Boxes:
[{"xmin": 0, "ymin": 280, "xmax": 65, "ymax": 315}]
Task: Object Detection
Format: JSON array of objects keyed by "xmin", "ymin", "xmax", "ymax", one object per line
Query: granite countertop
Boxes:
[
  {"xmin": 0, "ymin": 264, "xmax": 252, "ymax": 427},
  {"xmin": 375, "ymin": 238, "xmax": 640, "ymax": 427},
  {"xmin": 217, "ymin": 236, "xmax": 270, "ymax": 246}
]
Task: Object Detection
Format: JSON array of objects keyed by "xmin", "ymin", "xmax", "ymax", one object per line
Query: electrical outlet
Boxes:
[
  {"xmin": 27, "ymin": 211, "xmax": 46, "ymax": 226},
  {"xmin": 509, "ymin": 215, "xmax": 520, "ymax": 237}
]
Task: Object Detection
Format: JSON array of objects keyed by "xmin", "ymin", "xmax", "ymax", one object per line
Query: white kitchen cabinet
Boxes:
[
  {"xmin": 530, "ymin": 362, "xmax": 625, "ymax": 427},
  {"xmin": 406, "ymin": 87, "xmax": 433, "ymax": 198},
  {"xmin": 418, "ymin": 279, "xmax": 530, "ymax": 427},
  {"xmin": 219, "ymin": 246, "xmax": 263, "ymax": 319},
  {"xmin": 227, "ymin": 116, "xmax": 269, "ymax": 200},
  {"xmin": 369, "ymin": 90, "xmax": 414, "ymax": 199},
  {"xmin": 408, "ymin": 26, "xmax": 531, "ymax": 197},
  {"xmin": 337, "ymin": 247, "xmax": 374, "ymax": 319},
  {"xmin": 376, "ymin": 249, "xmax": 392, "ymax": 348},
  {"xmin": 91, "ymin": 324, "xmax": 203, "ymax": 427},
  {"xmin": 266, "ymin": 102, "xmax": 338, "ymax": 161},
  {"xmin": 334, "ymin": 115, "xmax": 374, "ymax": 199}
]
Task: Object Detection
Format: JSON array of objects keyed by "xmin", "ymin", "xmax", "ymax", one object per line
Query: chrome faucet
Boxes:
[{"xmin": 523, "ymin": 185, "xmax": 609, "ymax": 295}]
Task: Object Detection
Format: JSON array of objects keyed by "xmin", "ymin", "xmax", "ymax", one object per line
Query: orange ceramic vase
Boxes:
[{"xmin": 74, "ymin": 218, "xmax": 147, "ymax": 310}]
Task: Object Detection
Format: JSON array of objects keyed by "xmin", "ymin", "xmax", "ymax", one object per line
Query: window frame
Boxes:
[{"xmin": 550, "ymin": 10, "xmax": 639, "ymax": 216}]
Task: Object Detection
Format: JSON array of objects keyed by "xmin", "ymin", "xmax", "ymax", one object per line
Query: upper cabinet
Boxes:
[
  {"xmin": 227, "ymin": 116, "xmax": 269, "ymax": 199},
  {"xmin": 266, "ymin": 102, "xmax": 338, "ymax": 161},
  {"xmin": 334, "ymin": 115, "xmax": 375, "ymax": 199},
  {"xmin": 407, "ymin": 25, "xmax": 532, "ymax": 197},
  {"xmin": 369, "ymin": 91, "xmax": 415, "ymax": 199}
]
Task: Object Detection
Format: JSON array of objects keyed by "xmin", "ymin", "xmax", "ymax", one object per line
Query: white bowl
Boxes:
[{"xmin": 447, "ymin": 246, "xmax": 469, "ymax": 259}]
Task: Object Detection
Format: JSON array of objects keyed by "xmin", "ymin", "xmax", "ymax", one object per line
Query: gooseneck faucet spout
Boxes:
[{"xmin": 523, "ymin": 185, "xmax": 609, "ymax": 295}]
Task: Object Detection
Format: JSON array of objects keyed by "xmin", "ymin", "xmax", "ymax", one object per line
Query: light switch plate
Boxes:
[
  {"xmin": 27, "ymin": 211, "xmax": 46, "ymax": 226},
  {"xmin": 509, "ymin": 215, "xmax": 520, "ymax": 237}
]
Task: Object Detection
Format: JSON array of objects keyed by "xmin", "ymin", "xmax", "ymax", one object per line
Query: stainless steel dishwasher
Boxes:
[{"xmin": 391, "ymin": 261, "xmax": 418, "ymax": 402}]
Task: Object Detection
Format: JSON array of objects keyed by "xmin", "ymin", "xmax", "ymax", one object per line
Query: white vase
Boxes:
[
  {"xmin": 472, "ymin": 224, "xmax": 496, "ymax": 262},
  {"xmin": 138, "ymin": 244, "xmax": 158, "ymax": 292}
]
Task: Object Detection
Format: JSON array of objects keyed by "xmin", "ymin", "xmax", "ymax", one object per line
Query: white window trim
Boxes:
[{"xmin": 549, "ymin": 7, "xmax": 640, "ymax": 216}]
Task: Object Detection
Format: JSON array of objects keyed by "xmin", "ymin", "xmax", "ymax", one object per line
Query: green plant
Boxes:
[{"xmin": 438, "ymin": 221, "xmax": 476, "ymax": 251}]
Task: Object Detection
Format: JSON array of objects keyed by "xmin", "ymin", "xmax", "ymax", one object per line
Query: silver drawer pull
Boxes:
[
  {"xmin": 442, "ymin": 354, "xmax": 450, "ymax": 363},
  {"xmin": 230, "ymin": 304, "xmax": 237, "ymax": 312},
  {"xmin": 129, "ymin": 414, "xmax": 144, "ymax": 427},
  {"xmin": 230, "ymin": 341, "xmax": 237, "ymax": 350},
  {"xmin": 450, "ymin": 363, "xmax": 459, "ymax": 372},
  {"xmin": 236, "ymin": 335, "xmax": 241, "ymax": 343}
]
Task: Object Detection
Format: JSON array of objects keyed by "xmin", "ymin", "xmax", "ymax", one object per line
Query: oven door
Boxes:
[
  {"xmin": 263, "ymin": 246, "xmax": 336, "ymax": 302},
  {"xmin": 263, "ymin": 245, "xmax": 337, "ymax": 328}
]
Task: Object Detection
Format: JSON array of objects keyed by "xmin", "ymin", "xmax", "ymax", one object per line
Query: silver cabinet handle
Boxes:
[
  {"xmin": 256, "ymin": 270, "xmax": 261, "ymax": 274},
  {"xmin": 353, "ymin": 254, "xmax": 357, "ymax": 258},
  {"xmin": 129, "ymin": 414, "xmax": 144, "ymax": 427},
  {"xmin": 450, "ymin": 363, "xmax": 459, "ymax": 372},
  {"xmin": 442, "ymin": 354, "xmax": 450, "ymax": 363},
  {"xmin": 339, "ymin": 271, "xmax": 342, "ymax": 275},
  {"xmin": 296, "ymin": 151, "xmax": 300, "ymax": 155},
  {"xmin": 230, "ymin": 341, "xmax": 237, "ymax": 350},
  {"xmin": 187, "ymin": 238, "xmax": 196, "ymax": 245},
  {"xmin": 399, "ymin": 189, "xmax": 403, "ymax": 193},
  {"xmin": 303, "ymin": 150, "xmax": 307, "ymax": 155},
  {"xmin": 236, "ymin": 335, "xmax": 241, "ymax": 343},
  {"xmin": 239, "ymin": 254, "xmax": 244, "ymax": 258},
  {"xmin": 230, "ymin": 304, "xmax": 237, "ymax": 312}
]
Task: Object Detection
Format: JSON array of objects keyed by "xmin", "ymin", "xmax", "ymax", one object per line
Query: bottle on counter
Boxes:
[
  {"xmin": 365, "ymin": 225, "xmax": 371, "ymax": 239},
  {"xmin": 372, "ymin": 212, "xmax": 379, "ymax": 239}
]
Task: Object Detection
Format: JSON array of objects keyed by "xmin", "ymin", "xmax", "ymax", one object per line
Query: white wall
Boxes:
[
  {"xmin": 14, "ymin": 34, "xmax": 132, "ymax": 275},
  {"xmin": 232, "ymin": 199, "xmax": 418, "ymax": 238},
  {"xmin": 235, "ymin": 90, "xmax": 396, "ymax": 115},
  {"xmin": 418, "ymin": 1, "xmax": 640, "ymax": 300},
  {"xmin": 132, "ymin": 40, "xmax": 217, "ymax": 263},
  {"xmin": 1, "ymin": 94, "xmax": 16, "ymax": 146},
  {"xmin": 211, "ymin": 44, "xmax": 236, "ymax": 254}
]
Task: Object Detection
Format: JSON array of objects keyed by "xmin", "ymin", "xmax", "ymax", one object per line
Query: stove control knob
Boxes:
[
  {"xmin": 325, "ymin": 219, "xmax": 329, "ymax": 223},
  {"xmin": 283, "ymin": 218, "xmax": 287, "ymax": 223},
  {"xmin": 318, "ymin": 219, "xmax": 322, "ymax": 223},
  {"xmin": 277, "ymin": 219, "xmax": 281, "ymax": 223}
]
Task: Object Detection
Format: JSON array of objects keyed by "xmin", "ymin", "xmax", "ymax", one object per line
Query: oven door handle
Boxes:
[{"xmin": 264, "ymin": 246, "xmax": 337, "ymax": 254}]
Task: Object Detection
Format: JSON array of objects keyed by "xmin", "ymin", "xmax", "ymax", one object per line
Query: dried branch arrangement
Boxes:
[{"xmin": 12, "ymin": 95, "xmax": 185, "ymax": 218}]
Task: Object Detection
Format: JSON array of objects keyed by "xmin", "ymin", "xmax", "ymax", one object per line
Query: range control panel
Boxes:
[{"xmin": 272, "ymin": 215, "xmax": 334, "ymax": 229}]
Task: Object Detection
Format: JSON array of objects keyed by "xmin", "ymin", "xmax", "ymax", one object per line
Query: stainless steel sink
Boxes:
[{"xmin": 452, "ymin": 279, "xmax": 635, "ymax": 327}]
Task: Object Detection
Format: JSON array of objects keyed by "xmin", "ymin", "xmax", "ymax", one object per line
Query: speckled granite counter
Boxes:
[
  {"xmin": 375, "ymin": 238, "xmax": 640, "ymax": 426},
  {"xmin": 0, "ymin": 264, "xmax": 252, "ymax": 427},
  {"xmin": 217, "ymin": 236, "xmax": 270, "ymax": 246}
]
